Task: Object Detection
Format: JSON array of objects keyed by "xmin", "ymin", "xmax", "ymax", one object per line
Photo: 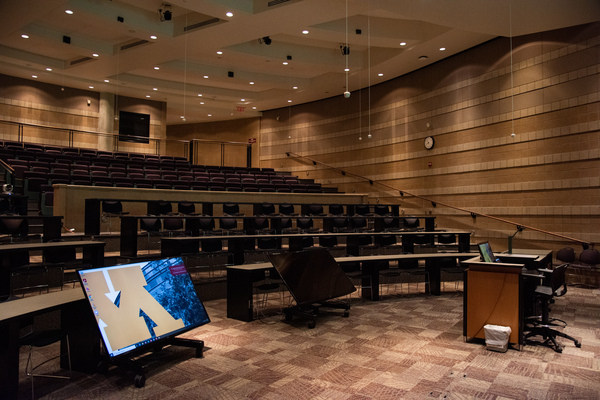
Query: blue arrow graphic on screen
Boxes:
[{"xmin": 139, "ymin": 309, "xmax": 158, "ymax": 337}]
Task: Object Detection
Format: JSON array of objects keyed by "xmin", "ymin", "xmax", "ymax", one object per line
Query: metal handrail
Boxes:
[{"xmin": 286, "ymin": 151, "xmax": 592, "ymax": 249}]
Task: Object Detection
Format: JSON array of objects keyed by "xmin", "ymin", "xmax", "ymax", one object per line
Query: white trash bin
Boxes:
[{"xmin": 484, "ymin": 324, "xmax": 511, "ymax": 352}]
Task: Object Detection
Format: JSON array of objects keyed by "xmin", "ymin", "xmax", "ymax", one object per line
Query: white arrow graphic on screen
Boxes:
[
  {"xmin": 103, "ymin": 269, "xmax": 121, "ymax": 305},
  {"xmin": 98, "ymin": 319, "xmax": 114, "ymax": 354}
]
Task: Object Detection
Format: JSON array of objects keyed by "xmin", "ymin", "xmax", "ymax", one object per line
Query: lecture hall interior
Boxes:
[{"xmin": 0, "ymin": 0, "xmax": 599, "ymax": 399}]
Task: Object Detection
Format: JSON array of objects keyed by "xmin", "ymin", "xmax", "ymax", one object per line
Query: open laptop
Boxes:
[{"xmin": 477, "ymin": 241, "xmax": 500, "ymax": 263}]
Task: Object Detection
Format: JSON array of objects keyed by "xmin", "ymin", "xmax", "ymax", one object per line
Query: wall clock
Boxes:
[{"xmin": 424, "ymin": 136, "xmax": 435, "ymax": 150}]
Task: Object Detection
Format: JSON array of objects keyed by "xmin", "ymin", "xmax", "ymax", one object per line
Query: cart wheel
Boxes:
[
  {"xmin": 343, "ymin": 310, "xmax": 350, "ymax": 318},
  {"xmin": 196, "ymin": 347, "xmax": 203, "ymax": 358},
  {"xmin": 284, "ymin": 311, "xmax": 293, "ymax": 322},
  {"xmin": 308, "ymin": 320, "xmax": 316, "ymax": 329},
  {"xmin": 134, "ymin": 374, "xmax": 146, "ymax": 388}
]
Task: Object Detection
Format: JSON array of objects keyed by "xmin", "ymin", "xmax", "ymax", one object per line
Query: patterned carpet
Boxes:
[{"xmin": 21, "ymin": 283, "xmax": 600, "ymax": 400}]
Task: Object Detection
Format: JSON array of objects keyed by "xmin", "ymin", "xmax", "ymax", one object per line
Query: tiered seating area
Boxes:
[{"xmin": 0, "ymin": 141, "xmax": 327, "ymax": 214}]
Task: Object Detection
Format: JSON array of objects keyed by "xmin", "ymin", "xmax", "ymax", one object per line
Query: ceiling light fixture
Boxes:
[
  {"xmin": 154, "ymin": 66, "xmax": 160, "ymax": 70},
  {"xmin": 104, "ymin": 79, "xmax": 109, "ymax": 83},
  {"xmin": 226, "ymin": 12, "xmax": 233, "ymax": 17},
  {"xmin": 65, "ymin": 10, "xmax": 73, "ymax": 15},
  {"xmin": 32, "ymin": 75, "xmax": 37, "ymax": 78},
  {"xmin": 302, "ymin": 30, "xmax": 309, "ymax": 34},
  {"xmin": 249, "ymin": 82, "xmax": 255, "ymax": 85},
  {"xmin": 150, "ymin": 35, "xmax": 158, "ymax": 40},
  {"xmin": 217, "ymin": 51, "xmax": 223, "ymax": 55},
  {"xmin": 400, "ymin": 42, "xmax": 406, "ymax": 46},
  {"xmin": 439, "ymin": 47, "xmax": 446, "ymax": 51},
  {"xmin": 92, "ymin": 53, "xmax": 99, "ymax": 57},
  {"xmin": 21, "ymin": 34, "xmax": 29, "ymax": 39},
  {"xmin": 46, "ymin": 68, "xmax": 52, "ymax": 71}
]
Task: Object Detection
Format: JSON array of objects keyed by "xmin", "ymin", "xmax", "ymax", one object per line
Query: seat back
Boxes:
[
  {"xmin": 550, "ymin": 264, "xmax": 568, "ymax": 297},
  {"xmin": 556, "ymin": 247, "xmax": 576, "ymax": 263}
]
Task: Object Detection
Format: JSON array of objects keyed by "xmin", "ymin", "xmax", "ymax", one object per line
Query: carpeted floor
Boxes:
[{"xmin": 20, "ymin": 283, "xmax": 600, "ymax": 399}]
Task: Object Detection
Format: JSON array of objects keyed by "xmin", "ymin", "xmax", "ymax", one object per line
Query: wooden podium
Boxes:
[{"xmin": 463, "ymin": 256, "xmax": 525, "ymax": 345}]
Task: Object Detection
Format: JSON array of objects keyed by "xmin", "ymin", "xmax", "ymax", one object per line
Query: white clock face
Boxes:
[{"xmin": 424, "ymin": 136, "xmax": 434, "ymax": 149}]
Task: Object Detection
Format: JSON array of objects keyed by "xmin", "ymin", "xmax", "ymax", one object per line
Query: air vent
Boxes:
[
  {"xmin": 120, "ymin": 39, "xmax": 149, "ymax": 51},
  {"xmin": 184, "ymin": 17, "xmax": 221, "ymax": 32},
  {"xmin": 268, "ymin": 0, "xmax": 291, "ymax": 6},
  {"xmin": 69, "ymin": 56, "xmax": 94, "ymax": 66}
]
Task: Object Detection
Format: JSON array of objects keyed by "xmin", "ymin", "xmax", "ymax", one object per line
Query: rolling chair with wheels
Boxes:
[{"xmin": 524, "ymin": 264, "xmax": 581, "ymax": 353}]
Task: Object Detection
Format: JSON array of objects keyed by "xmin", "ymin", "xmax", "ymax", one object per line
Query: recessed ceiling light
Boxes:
[
  {"xmin": 249, "ymin": 81, "xmax": 255, "ymax": 85},
  {"xmin": 146, "ymin": 95, "xmax": 150, "ymax": 98},
  {"xmin": 344, "ymin": 68, "xmax": 350, "ymax": 72},
  {"xmin": 104, "ymin": 79, "xmax": 110, "ymax": 83},
  {"xmin": 32, "ymin": 75, "xmax": 37, "ymax": 78},
  {"xmin": 197, "ymin": 93, "xmax": 202, "ymax": 96},
  {"xmin": 208, "ymin": 114, "xmax": 212, "ymax": 117},
  {"xmin": 252, "ymin": 106, "xmax": 256, "ymax": 110},
  {"xmin": 203, "ymin": 75, "xmax": 209, "ymax": 79},
  {"xmin": 216, "ymin": 51, "xmax": 223, "ymax": 55},
  {"xmin": 400, "ymin": 42, "xmax": 406, "ymax": 46},
  {"xmin": 21, "ymin": 34, "xmax": 29, "ymax": 39},
  {"xmin": 241, "ymin": 98, "xmax": 245, "ymax": 102},
  {"xmin": 439, "ymin": 47, "xmax": 446, "ymax": 51},
  {"xmin": 378, "ymin": 73, "xmax": 383, "ymax": 77},
  {"xmin": 65, "ymin": 9, "xmax": 73, "ymax": 15},
  {"xmin": 153, "ymin": 88, "xmax": 158, "ymax": 91},
  {"xmin": 89, "ymin": 86, "xmax": 94, "ymax": 89},
  {"xmin": 302, "ymin": 30, "xmax": 309, "ymax": 34},
  {"xmin": 293, "ymin": 86, "xmax": 298, "ymax": 89},
  {"xmin": 419, "ymin": 55, "xmax": 428, "ymax": 60},
  {"xmin": 287, "ymin": 100, "xmax": 292, "ymax": 103},
  {"xmin": 92, "ymin": 53, "xmax": 99, "ymax": 57},
  {"xmin": 283, "ymin": 61, "xmax": 288, "ymax": 65},
  {"xmin": 154, "ymin": 66, "xmax": 160, "ymax": 70},
  {"xmin": 226, "ymin": 12, "xmax": 233, "ymax": 17},
  {"xmin": 46, "ymin": 67, "xmax": 52, "ymax": 71},
  {"xmin": 150, "ymin": 35, "xmax": 158, "ymax": 40},
  {"xmin": 200, "ymin": 102, "xmax": 204, "ymax": 105}
]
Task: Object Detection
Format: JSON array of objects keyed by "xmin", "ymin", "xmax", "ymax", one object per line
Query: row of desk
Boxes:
[
  {"xmin": 0, "ymin": 240, "xmax": 105, "ymax": 301},
  {"xmin": 226, "ymin": 252, "xmax": 476, "ymax": 321},
  {"xmin": 158, "ymin": 230, "xmax": 471, "ymax": 264}
]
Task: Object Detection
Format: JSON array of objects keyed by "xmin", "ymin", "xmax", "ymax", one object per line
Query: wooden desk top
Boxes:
[
  {"xmin": 227, "ymin": 252, "xmax": 474, "ymax": 271},
  {"xmin": 0, "ymin": 289, "xmax": 85, "ymax": 324},
  {"xmin": 163, "ymin": 230, "xmax": 471, "ymax": 241},
  {"xmin": 0, "ymin": 240, "xmax": 104, "ymax": 252}
]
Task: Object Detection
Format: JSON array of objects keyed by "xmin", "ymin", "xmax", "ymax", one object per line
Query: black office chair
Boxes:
[
  {"xmin": 350, "ymin": 216, "xmax": 368, "ymax": 232},
  {"xmin": 197, "ymin": 217, "xmax": 216, "ymax": 235},
  {"xmin": 101, "ymin": 200, "xmax": 129, "ymax": 234},
  {"xmin": 220, "ymin": 217, "xmax": 242, "ymax": 235},
  {"xmin": 328, "ymin": 204, "xmax": 344, "ymax": 215},
  {"xmin": 308, "ymin": 204, "xmax": 324, "ymax": 216},
  {"xmin": 296, "ymin": 217, "xmax": 315, "ymax": 233},
  {"xmin": 279, "ymin": 203, "xmax": 296, "ymax": 215},
  {"xmin": 340, "ymin": 261, "xmax": 373, "ymax": 301},
  {"xmin": 355, "ymin": 204, "xmax": 370, "ymax": 216},
  {"xmin": 164, "ymin": 217, "xmax": 185, "ymax": 236},
  {"xmin": 524, "ymin": 264, "xmax": 581, "ymax": 353},
  {"xmin": 258, "ymin": 202, "xmax": 276, "ymax": 215},
  {"xmin": 19, "ymin": 328, "xmax": 72, "ymax": 399},
  {"xmin": 253, "ymin": 217, "xmax": 272, "ymax": 234},
  {"xmin": 223, "ymin": 203, "xmax": 241, "ymax": 216},
  {"xmin": 331, "ymin": 216, "xmax": 349, "ymax": 232},
  {"xmin": 177, "ymin": 202, "xmax": 196, "ymax": 215},
  {"xmin": 0, "ymin": 217, "xmax": 29, "ymax": 242},
  {"xmin": 373, "ymin": 205, "xmax": 390, "ymax": 216},
  {"xmin": 10, "ymin": 251, "xmax": 49, "ymax": 298},
  {"xmin": 402, "ymin": 216, "xmax": 420, "ymax": 230},
  {"xmin": 139, "ymin": 217, "xmax": 162, "ymax": 254}
]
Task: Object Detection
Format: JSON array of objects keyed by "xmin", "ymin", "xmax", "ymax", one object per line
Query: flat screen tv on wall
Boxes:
[{"xmin": 119, "ymin": 111, "xmax": 150, "ymax": 144}]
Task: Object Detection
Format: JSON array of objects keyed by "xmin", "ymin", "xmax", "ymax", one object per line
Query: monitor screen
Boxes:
[
  {"xmin": 78, "ymin": 257, "xmax": 210, "ymax": 358},
  {"xmin": 118, "ymin": 111, "xmax": 150, "ymax": 144},
  {"xmin": 477, "ymin": 241, "xmax": 499, "ymax": 263},
  {"xmin": 268, "ymin": 248, "xmax": 356, "ymax": 305}
]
